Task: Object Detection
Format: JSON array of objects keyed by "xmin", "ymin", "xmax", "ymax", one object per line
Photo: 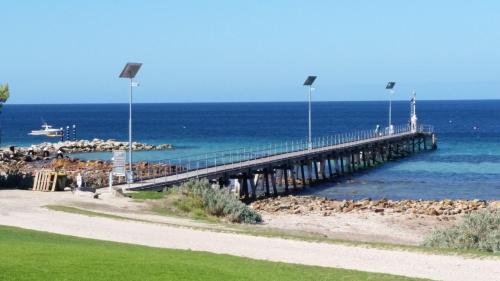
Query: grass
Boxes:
[
  {"xmin": 45, "ymin": 205, "xmax": 131, "ymax": 221},
  {"xmin": 125, "ymin": 189, "xmax": 228, "ymax": 223},
  {"xmin": 147, "ymin": 179, "xmax": 262, "ymax": 224},
  {"xmin": 174, "ymin": 180, "xmax": 261, "ymax": 223},
  {"xmin": 45, "ymin": 204, "xmax": 500, "ymax": 259},
  {"xmin": 423, "ymin": 209, "xmax": 500, "ymax": 253},
  {"xmin": 0, "ymin": 225, "xmax": 422, "ymax": 281},
  {"xmin": 152, "ymin": 191, "xmax": 221, "ymax": 223},
  {"xmin": 128, "ymin": 191, "xmax": 166, "ymax": 200}
]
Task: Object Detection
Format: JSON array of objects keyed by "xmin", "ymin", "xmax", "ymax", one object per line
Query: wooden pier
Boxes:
[{"xmin": 117, "ymin": 125, "xmax": 436, "ymax": 198}]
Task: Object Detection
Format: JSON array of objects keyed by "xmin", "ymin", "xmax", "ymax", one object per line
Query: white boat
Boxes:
[{"xmin": 28, "ymin": 123, "xmax": 62, "ymax": 136}]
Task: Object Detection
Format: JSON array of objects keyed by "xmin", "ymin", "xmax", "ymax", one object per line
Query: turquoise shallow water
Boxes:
[{"xmin": 2, "ymin": 100, "xmax": 499, "ymax": 200}]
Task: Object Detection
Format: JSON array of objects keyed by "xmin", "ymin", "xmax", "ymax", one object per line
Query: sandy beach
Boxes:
[{"xmin": 1, "ymin": 189, "xmax": 499, "ymax": 281}]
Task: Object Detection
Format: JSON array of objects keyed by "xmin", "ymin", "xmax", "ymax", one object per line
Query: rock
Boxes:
[
  {"xmin": 74, "ymin": 190, "xmax": 95, "ymax": 198},
  {"xmin": 18, "ymin": 139, "xmax": 173, "ymax": 155},
  {"xmin": 427, "ymin": 208, "xmax": 439, "ymax": 216},
  {"xmin": 248, "ymin": 196, "xmax": 500, "ymax": 218}
]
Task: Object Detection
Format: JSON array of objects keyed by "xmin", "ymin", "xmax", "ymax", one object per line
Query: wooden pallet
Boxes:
[{"xmin": 32, "ymin": 171, "xmax": 58, "ymax": 192}]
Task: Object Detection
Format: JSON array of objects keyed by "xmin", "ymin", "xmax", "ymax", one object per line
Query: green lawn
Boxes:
[
  {"xmin": 128, "ymin": 190, "xmax": 166, "ymax": 200},
  {"xmin": 0, "ymin": 226, "xmax": 421, "ymax": 281}
]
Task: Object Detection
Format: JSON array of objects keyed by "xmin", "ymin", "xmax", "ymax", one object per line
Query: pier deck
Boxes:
[{"xmin": 116, "ymin": 125, "xmax": 436, "ymax": 196}]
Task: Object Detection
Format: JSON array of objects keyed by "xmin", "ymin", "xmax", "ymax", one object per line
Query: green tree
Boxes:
[
  {"xmin": 0, "ymin": 83, "xmax": 9, "ymax": 146},
  {"xmin": 0, "ymin": 84, "xmax": 9, "ymax": 104}
]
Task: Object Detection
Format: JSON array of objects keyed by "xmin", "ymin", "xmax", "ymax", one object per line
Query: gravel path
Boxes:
[{"xmin": 1, "ymin": 190, "xmax": 499, "ymax": 281}]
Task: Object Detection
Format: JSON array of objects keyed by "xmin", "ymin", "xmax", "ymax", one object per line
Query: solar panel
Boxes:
[
  {"xmin": 119, "ymin": 63, "xmax": 142, "ymax": 78},
  {"xmin": 386, "ymin": 82, "xmax": 396, "ymax": 89},
  {"xmin": 303, "ymin": 76, "xmax": 317, "ymax": 86}
]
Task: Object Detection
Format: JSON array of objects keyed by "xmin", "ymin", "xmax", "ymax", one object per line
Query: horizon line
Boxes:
[{"xmin": 4, "ymin": 98, "xmax": 500, "ymax": 106}]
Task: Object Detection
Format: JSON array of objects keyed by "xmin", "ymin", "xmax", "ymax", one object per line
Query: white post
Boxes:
[
  {"xmin": 410, "ymin": 91, "xmax": 417, "ymax": 133},
  {"xmin": 128, "ymin": 78, "xmax": 133, "ymax": 183},
  {"xmin": 109, "ymin": 172, "xmax": 113, "ymax": 191},
  {"xmin": 388, "ymin": 89, "xmax": 394, "ymax": 135}
]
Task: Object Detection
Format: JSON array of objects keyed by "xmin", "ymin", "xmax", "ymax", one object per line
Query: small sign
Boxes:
[{"xmin": 112, "ymin": 150, "xmax": 126, "ymax": 176}]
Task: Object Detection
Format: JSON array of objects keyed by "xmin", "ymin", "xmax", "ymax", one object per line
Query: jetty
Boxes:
[
  {"xmin": 112, "ymin": 96, "xmax": 437, "ymax": 198},
  {"xmin": 118, "ymin": 124, "xmax": 436, "ymax": 198}
]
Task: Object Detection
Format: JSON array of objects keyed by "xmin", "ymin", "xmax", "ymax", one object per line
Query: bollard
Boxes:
[
  {"xmin": 76, "ymin": 173, "xmax": 83, "ymax": 189},
  {"xmin": 72, "ymin": 124, "xmax": 76, "ymax": 141},
  {"xmin": 109, "ymin": 172, "xmax": 113, "ymax": 191}
]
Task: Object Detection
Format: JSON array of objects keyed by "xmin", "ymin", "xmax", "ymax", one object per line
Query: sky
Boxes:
[{"xmin": 1, "ymin": 1, "xmax": 499, "ymax": 104}]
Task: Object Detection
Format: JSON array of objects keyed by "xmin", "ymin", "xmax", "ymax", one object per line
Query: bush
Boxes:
[
  {"xmin": 178, "ymin": 179, "xmax": 262, "ymax": 224},
  {"xmin": 0, "ymin": 172, "xmax": 33, "ymax": 189},
  {"xmin": 423, "ymin": 209, "xmax": 500, "ymax": 252}
]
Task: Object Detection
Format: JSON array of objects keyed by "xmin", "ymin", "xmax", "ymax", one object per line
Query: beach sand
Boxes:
[{"xmin": 1, "ymin": 189, "xmax": 499, "ymax": 281}]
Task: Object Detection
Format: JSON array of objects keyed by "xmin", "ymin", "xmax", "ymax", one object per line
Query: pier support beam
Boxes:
[
  {"xmin": 319, "ymin": 159, "xmax": 326, "ymax": 180},
  {"xmin": 327, "ymin": 156, "xmax": 333, "ymax": 179},
  {"xmin": 291, "ymin": 164, "xmax": 297, "ymax": 190},
  {"xmin": 283, "ymin": 167, "xmax": 289, "ymax": 194},
  {"xmin": 334, "ymin": 157, "xmax": 340, "ymax": 175},
  {"xmin": 313, "ymin": 160, "xmax": 319, "ymax": 182},
  {"xmin": 249, "ymin": 173, "xmax": 256, "ymax": 200},
  {"xmin": 264, "ymin": 169, "xmax": 270, "ymax": 196},
  {"xmin": 243, "ymin": 176, "xmax": 249, "ymax": 198},
  {"xmin": 270, "ymin": 168, "xmax": 278, "ymax": 196},
  {"xmin": 300, "ymin": 163, "xmax": 306, "ymax": 188},
  {"xmin": 340, "ymin": 156, "xmax": 345, "ymax": 174},
  {"xmin": 307, "ymin": 160, "xmax": 314, "ymax": 185},
  {"xmin": 350, "ymin": 153, "xmax": 355, "ymax": 173}
]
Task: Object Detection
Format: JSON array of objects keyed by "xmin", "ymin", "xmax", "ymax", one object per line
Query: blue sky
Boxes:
[{"xmin": 2, "ymin": 1, "xmax": 499, "ymax": 104}]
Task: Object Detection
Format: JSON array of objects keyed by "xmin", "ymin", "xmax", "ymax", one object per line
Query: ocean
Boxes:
[{"xmin": 3, "ymin": 100, "xmax": 500, "ymax": 200}]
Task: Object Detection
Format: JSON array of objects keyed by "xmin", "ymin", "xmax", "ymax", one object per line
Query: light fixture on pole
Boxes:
[
  {"xmin": 385, "ymin": 81, "xmax": 396, "ymax": 135},
  {"xmin": 303, "ymin": 75, "xmax": 317, "ymax": 150},
  {"xmin": 119, "ymin": 62, "xmax": 142, "ymax": 183}
]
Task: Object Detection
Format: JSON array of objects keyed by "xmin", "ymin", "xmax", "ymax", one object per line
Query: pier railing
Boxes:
[{"xmin": 126, "ymin": 124, "xmax": 433, "ymax": 183}]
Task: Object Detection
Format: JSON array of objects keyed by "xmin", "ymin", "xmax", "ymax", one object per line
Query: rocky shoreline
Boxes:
[
  {"xmin": 23, "ymin": 139, "xmax": 172, "ymax": 154},
  {"xmin": 0, "ymin": 156, "xmax": 184, "ymax": 189},
  {"xmin": 251, "ymin": 195, "xmax": 500, "ymax": 218},
  {"xmin": 0, "ymin": 139, "xmax": 174, "ymax": 188}
]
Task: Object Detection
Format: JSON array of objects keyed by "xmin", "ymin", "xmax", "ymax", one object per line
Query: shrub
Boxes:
[
  {"xmin": 0, "ymin": 172, "xmax": 33, "ymax": 189},
  {"xmin": 177, "ymin": 179, "xmax": 262, "ymax": 224},
  {"xmin": 423, "ymin": 209, "xmax": 500, "ymax": 252}
]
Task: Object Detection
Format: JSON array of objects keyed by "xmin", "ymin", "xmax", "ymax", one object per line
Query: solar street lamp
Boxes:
[
  {"xmin": 303, "ymin": 76, "xmax": 317, "ymax": 150},
  {"xmin": 119, "ymin": 62, "xmax": 142, "ymax": 183},
  {"xmin": 386, "ymin": 82, "xmax": 396, "ymax": 135}
]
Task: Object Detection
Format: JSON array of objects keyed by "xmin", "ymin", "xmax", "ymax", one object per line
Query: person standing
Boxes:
[{"xmin": 43, "ymin": 147, "xmax": 49, "ymax": 158}]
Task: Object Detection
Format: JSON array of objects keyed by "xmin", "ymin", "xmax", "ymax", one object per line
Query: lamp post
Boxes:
[
  {"xmin": 303, "ymin": 76, "xmax": 317, "ymax": 150},
  {"xmin": 119, "ymin": 62, "xmax": 142, "ymax": 183},
  {"xmin": 386, "ymin": 82, "xmax": 396, "ymax": 135}
]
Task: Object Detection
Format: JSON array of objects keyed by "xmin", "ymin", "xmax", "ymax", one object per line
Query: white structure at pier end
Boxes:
[{"xmin": 410, "ymin": 91, "xmax": 418, "ymax": 133}]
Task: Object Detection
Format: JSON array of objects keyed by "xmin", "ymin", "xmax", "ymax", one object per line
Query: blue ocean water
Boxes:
[{"xmin": 2, "ymin": 101, "xmax": 499, "ymax": 200}]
